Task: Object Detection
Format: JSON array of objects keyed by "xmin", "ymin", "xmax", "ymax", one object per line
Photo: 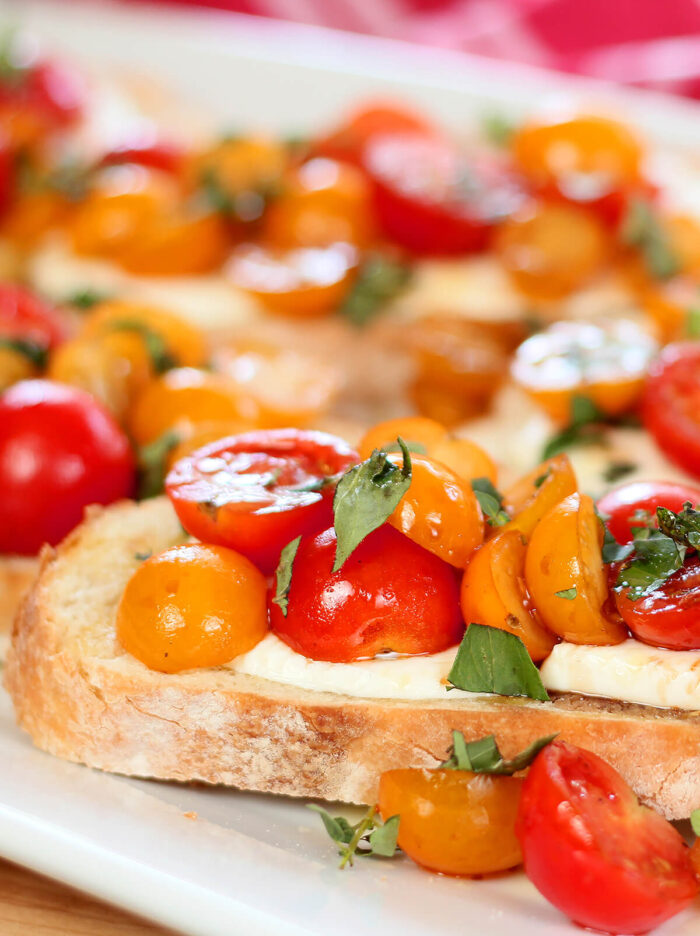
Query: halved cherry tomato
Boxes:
[
  {"xmin": 640, "ymin": 275, "xmax": 698, "ymax": 344},
  {"xmin": 225, "ymin": 243, "xmax": 357, "ymax": 317},
  {"xmin": 511, "ymin": 320, "xmax": 657, "ymax": 424},
  {"xmin": 262, "ymin": 158, "xmax": 374, "ymax": 248},
  {"xmin": 387, "ymin": 452, "xmax": 483, "ymax": 567},
  {"xmin": 186, "ymin": 136, "xmax": 287, "ymax": 215},
  {"xmin": 0, "ymin": 283, "xmax": 66, "ymax": 352},
  {"xmin": 502, "ymin": 454, "xmax": 578, "ymax": 539},
  {"xmin": 118, "ymin": 209, "xmax": 231, "ymax": 276},
  {"xmin": 461, "ymin": 530, "xmax": 556, "ymax": 662},
  {"xmin": 117, "ymin": 543, "xmax": 268, "ymax": 673},
  {"xmin": 378, "ymin": 768, "xmax": 523, "ymax": 876},
  {"xmin": 364, "ymin": 134, "xmax": 525, "ymax": 256},
  {"xmin": 166, "ymin": 429, "xmax": 358, "ymax": 574},
  {"xmin": 516, "ymin": 740, "xmax": 698, "ymax": 935},
  {"xmin": 615, "ymin": 556, "xmax": 700, "ymax": 650},
  {"xmin": 0, "ymin": 379, "xmax": 134, "ymax": 555},
  {"xmin": 269, "ymin": 524, "xmax": 463, "ymax": 662},
  {"xmin": 597, "ymin": 480, "xmax": 700, "ymax": 544},
  {"xmin": 164, "ymin": 420, "xmax": 253, "ymax": 470},
  {"xmin": 128, "ymin": 368, "xmax": 253, "ymax": 446},
  {"xmin": 98, "ymin": 141, "xmax": 185, "ymax": 175},
  {"xmin": 642, "ymin": 343, "xmax": 700, "ymax": 478},
  {"xmin": 0, "ymin": 56, "xmax": 85, "ymax": 147},
  {"xmin": 314, "ymin": 101, "xmax": 435, "ymax": 167},
  {"xmin": 1, "ymin": 189, "xmax": 71, "ymax": 248},
  {"xmin": 494, "ymin": 200, "xmax": 610, "ymax": 300},
  {"xmin": 524, "ymin": 492, "xmax": 627, "ymax": 644}
]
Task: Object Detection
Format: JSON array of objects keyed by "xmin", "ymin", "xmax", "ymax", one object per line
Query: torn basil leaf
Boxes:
[
  {"xmin": 601, "ymin": 524, "xmax": 634, "ymax": 564},
  {"xmin": 339, "ymin": 253, "xmax": 411, "ymax": 327},
  {"xmin": 308, "ymin": 804, "xmax": 399, "ymax": 868},
  {"xmin": 471, "ymin": 477, "xmax": 509, "ymax": 527},
  {"xmin": 441, "ymin": 730, "xmax": 556, "ymax": 774},
  {"xmin": 691, "ymin": 808, "xmax": 700, "ymax": 837},
  {"xmin": 615, "ymin": 527, "xmax": 686, "ymax": 600},
  {"xmin": 137, "ymin": 430, "xmax": 181, "ymax": 500},
  {"xmin": 272, "ymin": 536, "xmax": 301, "ymax": 617},
  {"xmin": 656, "ymin": 502, "xmax": 700, "ymax": 548},
  {"xmin": 555, "ymin": 587, "xmax": 577, "ymax": 600},
  {"xmin": 108, "ymin": 319, "xmax": 177, "ymax": 373},
  {"xmin": 541, "ymin": 395, "xmax": 606, "ymax": 460},
  {"xmin": 620, "ymin": 198, "xmax": 679, "ymax": 281},
  {"xmin": 447, "ymin": 623, "xmax": 549, "ymax": 701},
  {"xmin": 0, "ymin": 337, "xmax": 47, "ymax": 368},
  {"xmin": 65, "ymin": 288, "xmax": 109, "ymax": 310},
  {"xmin": 332, "ymin": 438, "xmax": 412, "ymax": 572}
]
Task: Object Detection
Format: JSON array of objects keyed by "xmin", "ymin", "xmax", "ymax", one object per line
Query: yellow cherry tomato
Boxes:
[
  {"xmin": 0, "ymin": 346, "xmax": 38, "ymax": 391},
  {"xmin": 524, "ymin": 492, "xmax": 627, "ymax": 645},
  {"xmin": 1, "ymin": 190, "xmax": 72, "ymax": 249},
  {"xmin": 502, "ymin": 455, "xmax": 578, "ymax": 540},
  {"xmin": 117, "ymin": 210, "xmax": 231, "ymax": 276}
]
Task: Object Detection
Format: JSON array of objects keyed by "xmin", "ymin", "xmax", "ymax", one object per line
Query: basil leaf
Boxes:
[
  {"xmin": 272, "ymin": 536, "xmax": 301, "ymax": 617},
  {"xmin": 620, "ymin": 198, "xmax": 679, "ymax": 281},
  {"xmin": 481, "ymin": 112, "xmax": 516, "ymax": 147},
  {"xmin": 602, "ymin": 460, "xmax": 636, "ymax": 484},
  {"xmin": 448, "ymin": 623, "xmax": 549, "ymax": 701},
  {"xmin": 657, "ymin": 503, "xmax": 700, "ymax": 548},
  {"xmin": 137, "ymin": 429, "xmax": 181, "ymax": 500},
  {"xmin": 0, "ymin": 337, "xmax": 47, "ymax": 368},
  {"xmin": 471, "ymin": 477, "xmax": 509, "ymax": 527},
  {"xmin": 616, "ymin": 528, "xmax": 686, "ymax": 600},
  {"xmin": 309, "ymin": 804, "xmax": 399, "ymax": 868},
  {"xmin": 339, "ymin": 253, "xmax": 411, "ymax": 327},
  {"xmin": 307, "ymin": 805, "xmax": 355, "ymax": 845},
  {"xmin": 691, "ymin": 809, "xmax": 700, "ymax": 837},
  {"xmin": 534, "ymin": 470, "xmax": 550, "ymax": 489},
  {"xmin": 65, "ymin": 288, "xmax": 109, "ymax": 310},
  {"xmin": 601, "ymin": 525, "xmax": 634, "ymax": 564},
  {"xmin": 367, "ymin": 815, "xmax": 400, "ymax": 858},
  {"xmin": 108, "ymin": 319, "xmax": 178, "ymax": 373},
  {"xmin": 686, "ymin": 307, "xmax": 700, "ymax": 339},
  {"xmin": 332, "ymin": 439, "xmax": 412, "ymax": 572},
  {"xmin": 555, "ymin": 587, "xmax": 577, "ymax": 600},
  {"xmin": 441, "ymin": 730, "xmax": 557, "ymax": 774},
  {"xmin": 134, "ymin": 550, "xmax": 152, "ymax": 562},
  {"xmin": 542, "ymin": 395, "xmax": 606, "ymax": 460}
]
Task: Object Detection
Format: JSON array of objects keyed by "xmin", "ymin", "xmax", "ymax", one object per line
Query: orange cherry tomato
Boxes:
[
  {"xmin": 379, "ymin": 768, "xmax": 523, "ymax": 876},
  {"xmin": 1, "ymin": 190, "xmax": 72, "ymax": 248},
  {"xmin": 117, "ymin": 209, "xmax": 230, "ymax": 276},
  {"xmin": 502, "ymin": 455, "xmax": 578, "ymax": 540},
  {"xmin": 387, "ymin": 452, "xmax": 484, "ymax": 567},
  {"xmin": 81, "ymin": 301, "xmax": 208, "ymax": 371},
  {"xmin": 494, "ymin": 200, "xmax": 610, "ymax": 299},
  {"xmin": 314, "ymin": 101, "xmax": 436, "ymax": 167},
  {"xmin": 225, "ymin": 243, "xmax": 357, "ymax": 317},
  {"xmin": 212, "ymin": 341, "xmax": 339, "ymax": 428},
  {"xmin": 665, "ymin": 214, "xmax": 700, "ymax": 276},
  {"xmin": 511, "ymin": 320, "xmax": 657, "ymax": 425},
  {"xmin": 129, "ymin": 368, "xmax": 253, "ymax": 446},
  {"xmin": 641, "ymin": 276, "xmax": 697, "ymax": 344},
  {"xmin": 461, "ymin": 530, "xmax": 556, "ymax": 662},
  {"xmin": 186, "ymin": 136, "xmax": 288, "ymax": 214},
  {"xmin": 358, "ymin": 417, "xmax": 497, "ymax": 484},
  {"xmin": 0, "ymin": 346, "xmax": 36, "ymax": 390},
  {"xmin": 164, "ymin": 419, "xmax": 253, "ymax": 469},
  {"xmin": 117, "ymin": 543, "xmax": 268, "ymax": 673},
  {"xmin": 525, "ymin": 492, "xmax": 627, "ymax": 645},
  {"xmin": 262, "ymin": 158, "xmax": 375, "ymax": 248}
]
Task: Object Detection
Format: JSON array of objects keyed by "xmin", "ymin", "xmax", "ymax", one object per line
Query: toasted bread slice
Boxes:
[
  {"xmin": 5, "ymin": 497, "xmax": 700, "ymax": 819},
  {"xmin": 0, "ymin": 556, "xmax": 39, "ymax": 655}
]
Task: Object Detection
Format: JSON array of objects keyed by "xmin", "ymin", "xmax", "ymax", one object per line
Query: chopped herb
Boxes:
[
  {"xmin": 198, "ymin": 167, "xmax": 276, "ymax": 223},
  {"xmin": 441, "ymin": 730, "xmax": 556, "ymax": 774},
  {"xmin": 542, "ymin": 395, "xmax": 606, "ymax": 460},
  {"xmin": 481, "ymin": 112, "xmax": 517, "ymax": 147},
  {"xmin": 65, "ymin": 288, "xmax": 108, "ymax": 310},
  {"xmin": 308, "ymin": 804, "xmax": 399, "ymax": 869},
  {"xmin": 686, "ymin": 307, "xmax": 700, "ymax": 339},
  {"xmin": 447, "ymin": 623, "xmax": 549, "ymax": 701},
  {"xmin": 332, "ymin": 438, "xmax": 412, "ymax": 572},
  {"xmin": 271, "ymin": 536, "xmax": 301, "ymax": 617},
  {"xmin": 603, "ymin": 461, "xmax": 636, "ymax": 484},
  {"xmin": 657, "ymin": 502, "xmax": 700, "ymax": 547},
  {"xmin": 136, "ymin": 430, "xmax": 181, "ymax": 500},
  {"xmin": 620, "ymin": 198, "xmax": 679, "ymax": 281},
  {"xmin": 555, "ymin": 587, "xmax": 577, "ymax": 600},
  {"xmin": 339, "ymin": 253, "xmax": 411, "ymax": 327},
  {"xmin": 601, "ymin": 524, "xmax": 634, "ymax": 564},
  {"xmin": 134, "ymin": 550, "xmax": 152, "ymax": 562},
  {"xmin": 616, "ymin": 527, "xmax": 685, "ymax": 600},
  {"xmin": 108, "ymin": 319, "xmax": 177, "ymax": 373},
  {"xmin": 533, "ymin": 469, "xmax": 550, "ymax": 489},
  {"xmin": 691, "ymin": 809, "xmax": 700, "ymax": 837},
  {"xmin": 0, "ymin": 337, "xmax": 47, "ymax": 368},
  {"xmin": 471, "ymin": 477, "xmax": 509, "ymax": 527}
]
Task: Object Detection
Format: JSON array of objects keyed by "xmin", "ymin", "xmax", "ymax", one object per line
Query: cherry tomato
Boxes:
[
  {"xmin": 117, "ymin": 209, "xmax": 230, "ymax": 276},
  {"xmin": 117, "ymin": 543, "xmax": 268, "ymax": 673},
  {"xmin": 314, "ymin": 101, "xmax": 435, "ymax": 167},
  {"xmin": 0, "ymin": 283, "xmax": 66, "ymax": 352},
  {"xmin": 225, "ymin": 243, "xmax": 357, "ymax": 317},
  {"xmin": 516, "ymin": 740, "xmax": 698, "ymax": 934},
  {"xmin": 364, "ymin": 134, "xmax": 525, "ymax": 256},
  {"xmin": 511, "ymin": 320, "xmax": 657, "ymax": 424},
  {"xmin": 0, "ymin": 380, "xmax": 135, "ymax": 555},
  {"xmin": 502, "ymin": 454, "xmax": 577, "ymax": 540},
  {"xmin": 166, "ymin": 429, "xmax": 358, "ymax": 574},
  {"xmin": 387, "ymin": 452, "xmax": 484, "ymax": 567},
  {"xmin": 598, "ymin": 480, "xmax": 700, "ymax": 544},
  {"xmin": 461, "ymin": 531, "xmax": 556, "ymax": 662},
  {"xmin": 524, "ymin": 493, "xmax": 627, "ymax": 645},
  {"xmin": 1, "ymin": 189, "xmax": 71, "ymax": 248},
  {"xmin": 615, "ymin": 557, "xmax": 700, "ymax": 650},
  {"xmin": 642, "ymin": 343, "xmax": 700, "ymax": 478},
  {"xmin": 0, "ymin": 56, "xmax": 84, "ymax": 147},
  {"xmin": 98, "ymin": 141, "xmax": 185, "ymax": 175},
  {"xmin": 378, "ymin": 768, "xmax": 523, "ymax": 876},
  {"xmin": 269, "ymin": 524, "xmax": 463, "ymax": 662},
  {"xmin": 186, "ymin": 137, "xmax": 287, "ymax": 216}
]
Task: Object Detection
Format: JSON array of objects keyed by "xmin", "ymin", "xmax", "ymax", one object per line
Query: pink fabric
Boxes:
[{"xmin": 124, "ymin": 0, "xmax": 700, "ymax": 98}]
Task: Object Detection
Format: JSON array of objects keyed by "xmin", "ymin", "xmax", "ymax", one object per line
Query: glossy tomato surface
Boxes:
[
  {"xmin": 269, "ymin": 524, "xmax": 464, "ymax": 662},
  {"xmin": 642, "ymin": 343, "xmax": 700, "ymax": 478},
  {"xmin": 598, "ymin": 480, "xmax": 700, "ymax": 544},
  {"xmin": 0, "ymin": 283, "xmax": 66, "ymax": 352},
  {"xmin": 98, "ymin": 141, "xmax": 184, "ymax": 174},
  {"xmin": 314, "ymin": 101, "xmax": 435, "ymax": 166},
  {"xmin": 516, "ymin": 741, "xmax": 698, "ymax": 935},
  {"xmin": 363, "ymin": 134, "xmax": 525, "ymax": 255},
  {"xmin": 0, "ymin": 380, "xmax": 135, "ymax": 555},
  {"xmin": 166, "ymin": 429, "xmax": 358, "ymax": 574},
  {"xmin": 615, "ymin": 556, "xmax": 700, "ymax": 650}
]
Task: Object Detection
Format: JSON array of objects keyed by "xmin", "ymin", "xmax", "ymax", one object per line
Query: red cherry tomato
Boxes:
[
  {"xmin": 98, "ymin": 141, "xmax": 184, "ymax": 175},
  {"xmin": 363, "ymin": 134, "xmax": 526, "ymax": 256},
  {"xmin": 615, "ymin": 556, "xmax": 700, "ymax": 650},
  {"xmin": 0, "ymin": 380, "xmax": 135, "ymax": 555},
  {"xmin": 598, "ymin": 480, "xmax": 700, "ymax": 544},
  {"xmin": 516, "ymin": 740, "xmax": 698, "ymax": 935},
  {"xmin": 269, "ymin": 524, "xmax": 464, "ymax": 662},
  {"xmin": 0, "ymin": 58, "xmax": 85, "ymax": 130},
  {"xmin": 0, "ymin": 283, "xmax": 67, "ymax": 352},
  {"xmin": 642, "ymin": 343, "xmax": 700, "ymax": 478},
  {"xmin": 315, "ymin": 101, "xmax": 435, "ymax": 166},
  {"xmin": 0, "ymin": 137, "xmax": 14, "ymax": 215},
  {"xmin": 166, "ymin": 429, "xmax": 358, "ymax": 574}
]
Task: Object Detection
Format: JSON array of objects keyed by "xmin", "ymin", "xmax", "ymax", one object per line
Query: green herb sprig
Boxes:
[{"xmin": 308, "ymin": 804, "xmax": 400, "ymax": 869}]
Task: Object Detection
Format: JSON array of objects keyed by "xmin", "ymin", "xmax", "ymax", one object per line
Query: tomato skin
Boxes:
[
  {"xmin": 269, "ymin": 524, "xmax": 464, "ymax": 662},
  {"xmin": 314, "ymin": 101, "xmax": 435, "ymax": 166},
  {"xmin": 642, "ymin": 343, "xmax": 700, "ymax": 478},
  {"xmin": 98, "ymin": 142, "xmax": 184, "ymax": 175},
  {"xmin": 598, "ymin": 480, "xmax": 700, "ymax": 545},
  {"xmin": 615, "ymin": 557, "xmax": 700, "ymax": 650},
  {"xmin": 166, "ymin": 429, "xmax": 358, "ymax": 574},
  {"xmin": 516, "ymin": 740, "xmax": 698, "ymax": 935},
  {"xmin": 0, "ymin": 283, "xmax": 66, "ymax": 351},
  {"xmin": 0, "ymin": 380, "xmax": 135, "ymax": 555}
]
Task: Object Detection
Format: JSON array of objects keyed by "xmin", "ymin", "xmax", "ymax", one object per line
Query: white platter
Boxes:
[{"xmin": 0, "ymin": 2, "xmax": 699, "ymax": 934}]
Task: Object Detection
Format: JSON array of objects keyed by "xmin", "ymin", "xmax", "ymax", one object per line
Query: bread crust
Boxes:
[
  {"xmin": 6, "ymin": 498, "xmax": 700, "ymax": 819},
  {"xmin": 0, "ymin": 555, "xmax": 38, "ymax": 651}
]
